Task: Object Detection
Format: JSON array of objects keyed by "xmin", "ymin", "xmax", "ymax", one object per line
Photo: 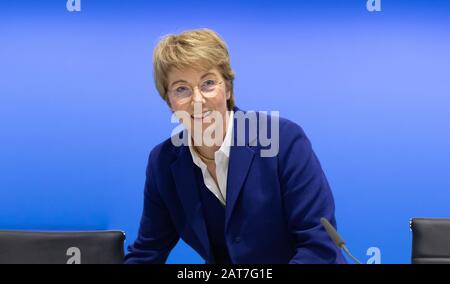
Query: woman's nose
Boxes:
[{"xmin": 191, "ymin": 87, "xmax": 204, "ymax": 103}]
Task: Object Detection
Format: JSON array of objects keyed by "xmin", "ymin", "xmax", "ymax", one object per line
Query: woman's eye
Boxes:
[
  {"xmin": 176, "ymin": 86, "xmax": 188, "ymax": 93},
  {"xmin": 203, "ymin": 79, "xmax": 216, "ymax": 86}
]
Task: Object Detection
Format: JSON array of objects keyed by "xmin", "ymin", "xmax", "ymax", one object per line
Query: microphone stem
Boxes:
[{"xmin": 342, "ymin": 245, "xmax": 362, "ymax": 264}]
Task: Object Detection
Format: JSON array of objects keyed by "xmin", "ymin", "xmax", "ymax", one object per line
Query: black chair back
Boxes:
[
  {"xmin": 411, "ymin": 218, "xmax": 450, "ymax": 264},
  {"xmin": 0, "ymin": 230, "xmax": 125, "ymax": 264}
]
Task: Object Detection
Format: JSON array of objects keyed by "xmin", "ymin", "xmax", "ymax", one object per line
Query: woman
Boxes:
[{"xmin": 124, "ymin": 28, "xmax": 346, "ymax": 264}]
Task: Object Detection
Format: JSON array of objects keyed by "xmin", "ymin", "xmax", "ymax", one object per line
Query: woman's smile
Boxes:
[{"xmin": 191, "ymin": 110, "xmax": 213, "ymax": 120}]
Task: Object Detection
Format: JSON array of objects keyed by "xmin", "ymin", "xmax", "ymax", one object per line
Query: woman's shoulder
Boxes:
[
  {"xmin": 146, "ymin": 133, "xmax": 185, "ymax": 167},
  {"xmin": 249, "ymin": 109, "xmax": 307, "ymax": 141},
  {"xmin": 232, "ymin": 108, "xmax": 309, "ymax": 159},
  {"xmin": 277, "ymin": 115, "xmax": 307, "ymax": 139},
  {"xmin": 236, "ymin": 108, "xmax": 305, "ymax": 136}
]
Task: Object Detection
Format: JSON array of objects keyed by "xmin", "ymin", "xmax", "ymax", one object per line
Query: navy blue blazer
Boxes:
[{"xmin": 124, "ymin": 107, "xmax": 346, "ymax": 264}]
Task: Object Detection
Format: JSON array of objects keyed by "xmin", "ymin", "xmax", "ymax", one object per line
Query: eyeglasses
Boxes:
[{"xmin": 167, "ymin": 79, "xmax": 224, "ymax": 103}]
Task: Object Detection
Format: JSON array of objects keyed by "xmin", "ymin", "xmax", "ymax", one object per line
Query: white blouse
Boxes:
[{"xmin": 188, "ymin": 111, "xmax": 234, "ymax": 206}]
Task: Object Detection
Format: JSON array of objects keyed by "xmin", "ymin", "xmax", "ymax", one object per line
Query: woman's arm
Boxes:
[
  {"xmin": 278, "ymin": 121, "xmax": 346, "ymax": 264},
  {"xmin": 124, "ymin": 152, "xmax": 180, "ymax": 264}
]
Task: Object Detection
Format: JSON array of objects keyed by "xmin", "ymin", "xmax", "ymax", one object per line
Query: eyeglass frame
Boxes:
[{"xmin": 166, "ymin": 78, "xmax": 225, "ymax": 103}]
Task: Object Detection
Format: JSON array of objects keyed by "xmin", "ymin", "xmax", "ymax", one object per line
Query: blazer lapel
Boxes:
[
  {"xmin": 170, "ymin": 107, "xmax": 258, "ymax": 257},
  {"xmin": 225, "ymin": 109, "xmax": 257, "ymax": 231},
  {"xmin": 170, "ymin": 135, "xmax": 212, "ymax": 261}
]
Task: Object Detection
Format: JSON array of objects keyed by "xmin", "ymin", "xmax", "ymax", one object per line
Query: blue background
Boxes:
[{"xmin": 1, "ymin": 0, "xmax": 449, "ymax": 264}]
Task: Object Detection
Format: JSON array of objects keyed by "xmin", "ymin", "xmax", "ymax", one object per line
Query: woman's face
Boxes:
[{"xmin": 167, "ymin": 67, "xmax": 230, "ymax": 144}]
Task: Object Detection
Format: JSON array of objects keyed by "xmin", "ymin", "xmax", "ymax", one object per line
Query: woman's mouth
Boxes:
[{"xmin": 191, "ymin": 110, "xmax": 212, "ymax": 120}]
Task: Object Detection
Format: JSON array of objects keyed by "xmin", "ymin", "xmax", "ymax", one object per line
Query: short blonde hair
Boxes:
[{"xmin": 153, "ymin": 28, "xmax": 235, "ymax": 110}]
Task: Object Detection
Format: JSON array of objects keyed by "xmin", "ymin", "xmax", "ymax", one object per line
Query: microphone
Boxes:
[{"xmin": 320, "ymin": 217, "xmax": 362, "ymax": 264}]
